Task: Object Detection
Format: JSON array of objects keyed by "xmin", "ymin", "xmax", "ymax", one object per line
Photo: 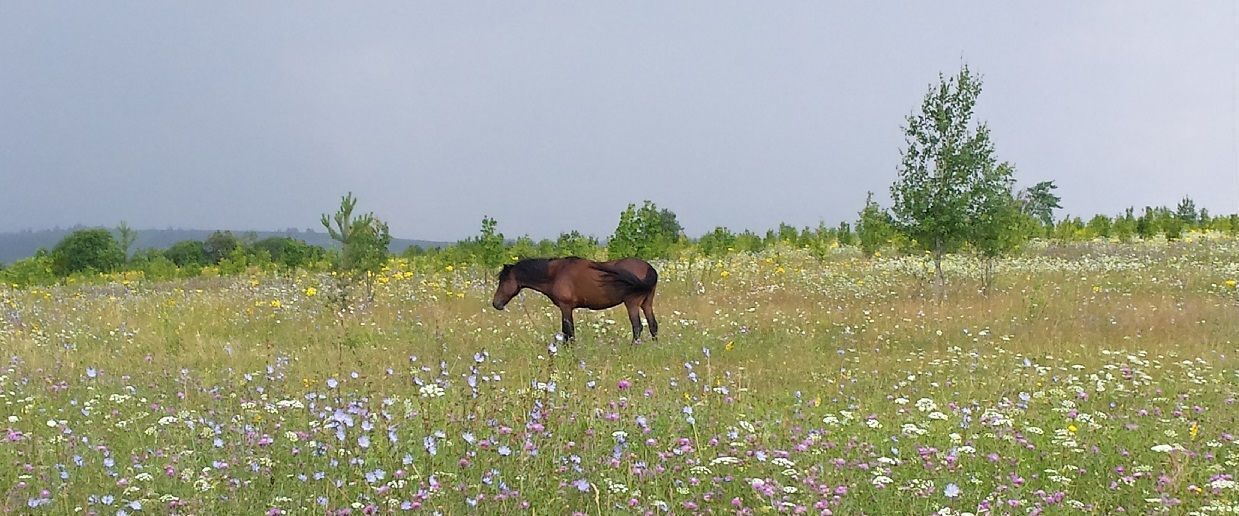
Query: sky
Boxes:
[{"xmin": 2, "ymin": 2, "xmax": 1236, "ymax": 241}]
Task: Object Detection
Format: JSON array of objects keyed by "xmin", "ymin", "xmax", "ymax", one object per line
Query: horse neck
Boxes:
[{"xmin": 519, "ymin": 260, "xmax": 557, "ymax": 296}]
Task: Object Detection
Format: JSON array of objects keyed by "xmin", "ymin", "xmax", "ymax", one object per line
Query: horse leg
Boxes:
[
  {"xmin": 558, "ymin": 305, "xmax": 576, "ymax": 342},
  {"xmin": 625, "ymin": 299, "xmax": 643, "ymax": 343},
  {"xmin": 641, "ymin": 290, "xmax": 658, "ymax": 340}
]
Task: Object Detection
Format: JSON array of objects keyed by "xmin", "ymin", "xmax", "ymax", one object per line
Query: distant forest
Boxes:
[{"xmin": 0, "ymin": 227, "xmax": 446, "ymax": 265}]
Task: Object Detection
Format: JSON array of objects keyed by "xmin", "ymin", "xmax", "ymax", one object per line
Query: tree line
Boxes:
[{"xmin": 3, "ymin": 65, "xmax": 1235, "ymax": 290}]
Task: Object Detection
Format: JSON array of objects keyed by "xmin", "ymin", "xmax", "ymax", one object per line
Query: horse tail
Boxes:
[{"xmin": 594, "ymin": 262, "xmax": 658, "ymax": 295}]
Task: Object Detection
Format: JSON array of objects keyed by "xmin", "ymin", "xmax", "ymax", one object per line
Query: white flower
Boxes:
[
  {"xmin": 916, "ymin": 398, "xmax": 938, "ymax": 412},
  {"xmin": 418, "ymin": 384, "xmax": 445, "ymax": 398},
  {"xmin": 872, "ymin": 475, "xmax": 893, "ymax": 488}
]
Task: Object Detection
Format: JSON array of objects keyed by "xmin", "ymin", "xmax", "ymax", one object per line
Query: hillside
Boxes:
[{"xmin": 0, "ymin": 227, "xmax": 448, "ymax": 264}]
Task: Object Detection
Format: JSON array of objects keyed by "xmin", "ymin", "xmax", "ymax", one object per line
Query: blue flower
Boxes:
[{"xmin": 944, "ymin": 483, "xmax": 961, "ymax": 498}]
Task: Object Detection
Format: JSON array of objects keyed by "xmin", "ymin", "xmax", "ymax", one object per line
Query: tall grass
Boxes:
[{"xmin": 1, "ymin": 240, "xmax": 1236, "ymax": 513}]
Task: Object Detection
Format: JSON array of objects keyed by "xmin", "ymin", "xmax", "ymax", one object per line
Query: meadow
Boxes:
[{"xmin": 2, "ymin": 237, "xmax": 1237, "ymax": 515}]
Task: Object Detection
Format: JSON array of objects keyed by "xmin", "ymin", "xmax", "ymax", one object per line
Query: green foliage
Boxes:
[
  {"xmin": 890, "ymin": 65, "xmax": 1012, "ymax": 285},
  {"xmin": 0, "ymin": 254, "xmax": 56, "ymax": 287},
  {"xmin": 115, "ymin": 221, "xmax": 137, "ymax": 260},
  {"xmin": 835, "ymin": 222, "xmax": 855, "ymax": 247},
  {"xmin": 51, "ymin": 228, "xmax": 125, "ymax": 276},
  {"xmin": 608, "ymin": 201, "xmax": 681, "ymax": 260},
  {"xmin": 1016, "ymin": 181, "xmax": 1062, "ymax": 227},
  {"xmin": 1176, "ymin": 196, "xmax": 1198, "ymax": 225},
  {"xmin": 856, "ymin": 192, "xmax": 896, "ymax": 257},
  {"xmin": 1086, "ymin": 214, "xmax": 1112, "ymax": 238},
  {"xmin": 321, "ymin": 193, "xmax": 393, "ymax": 305},
  {"xmin": 508, "ymin": 236, "xmax": 539, "ymax": 261},
  {"xmin": 204, "ymin": 231, "xmax": 240, "ymax": 265},
  {"xmin": 968, "ymin": 163, "xmax": 1025, "ymax": 259},
  {"xmin": 252, "ymin": 237, "xmax": 326, "ymax": 270},
  {"xmin": 471, "ymin": 216, "xmax": 507, "ymax": 267},
  {"xmin": 1135, "ymin": 207, "xmax": 1157, "ymax": 240},
  {"xmin": 698, "ymin": 227, "xmax": 737, "ymax": 257},
  {"xmin": 555, "ymin": 231, "xmax": 598, "ymax": 258},
  {"xmin": 321, "ymin": 193, "xmax": 392, "ymax": 275},
  {"xmin": 1114, "ymin": 208, "xmax": 1137, "ymax": 242},
  {"xmin": 163, "ymin": 240, "xmax": 208, "ymax": 267}
]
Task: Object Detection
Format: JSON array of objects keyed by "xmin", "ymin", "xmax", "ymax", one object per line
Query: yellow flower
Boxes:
[
  {"xmin": 720, "ymin": 270, "xmax": 731, "ymax": 278},
  {"xmin": 1092, "ymin": 285, "xmax": 1101, "ymax": 293},
  {"xmin": 270, "ymin": 299, "xmax": 282, "ymax": 309},
  {"xmin": 445, "ymin": 265, "xmax": 455, "ymax": 272},
  {"xmin": 1190, "ymin": 422, "xmax": 1199, "ymax": 440},
  {"xmin": 1225, "ymin": 279, "xmax": 1237, "ymax": 289},
  {"xmin": 724, "ymin": 341, "xmax": 734, "ymax": 351},
  {"xmin": 1067, "ymin": 424, "xmax": 1077, "ymax": 434},
  {"xmin": 304, "ymin": 287, "xmax": 317, "ymax": 297}
]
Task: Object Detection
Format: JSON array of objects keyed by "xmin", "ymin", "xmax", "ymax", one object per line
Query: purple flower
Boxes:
[
  {"xmin": 573, "ymin": 479, "xmax": 590, "ymax": 492},
  {"xmin": 358, "ymin": 435, "xmax": 370, "ymax": 448},
  {"xmin": 327, "ymin": 378, "xmax": 339, "ymax": 389}
]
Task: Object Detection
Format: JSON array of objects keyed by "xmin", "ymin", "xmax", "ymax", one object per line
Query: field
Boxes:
[{"xmin": 2, "ymin": 239, "xmax": 1237, "ymax": 514}]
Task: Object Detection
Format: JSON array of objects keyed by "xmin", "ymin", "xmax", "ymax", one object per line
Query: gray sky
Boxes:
[{"xmin": 2, "ymin": 2, "xmax": 1236, "ymax": 241}]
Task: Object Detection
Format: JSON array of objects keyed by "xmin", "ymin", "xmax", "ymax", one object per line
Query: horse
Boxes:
[{"xmin": 491, "ymin": 257, "xmax": 658, "ymax": 343}]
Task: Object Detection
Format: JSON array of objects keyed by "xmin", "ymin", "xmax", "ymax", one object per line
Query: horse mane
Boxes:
[{"xmin": 501, "ymin": 258, "xmax": 556, "ymax": 285}]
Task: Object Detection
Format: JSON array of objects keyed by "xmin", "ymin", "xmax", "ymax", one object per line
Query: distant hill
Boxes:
[{"xmin": 0, "ymin": 227, "xmax": 450, "ymax": 264}]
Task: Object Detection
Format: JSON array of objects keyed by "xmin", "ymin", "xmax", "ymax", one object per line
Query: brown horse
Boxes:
[{"xmin": 492, "ymin": 257, "xmax": 658, "ymax": 342}]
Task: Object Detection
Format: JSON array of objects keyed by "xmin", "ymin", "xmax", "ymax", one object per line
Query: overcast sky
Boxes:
[{"xmin": 2, "ymin": 2, "xmax": 1236, "ymax": 241}]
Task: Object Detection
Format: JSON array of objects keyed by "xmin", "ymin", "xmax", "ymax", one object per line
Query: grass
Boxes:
[{"xmin": 1, "ymin": 238, "xmax": 1237, "ymax": 514}]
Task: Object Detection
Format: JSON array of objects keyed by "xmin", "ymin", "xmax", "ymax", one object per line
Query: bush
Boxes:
[
  {"xmin": 164, "ymin": 241, "xmax": 208, "ymax": 267},
  {"xmin": 0, "ymin": 254, "xmax": 57, "ymax": 287},
  {"xmin": 51, "ymin": 228, "xmax": 125, "ymax": 276}
]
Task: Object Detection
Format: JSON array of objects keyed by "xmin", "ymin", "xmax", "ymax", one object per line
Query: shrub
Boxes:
[{"xmin": 51, "ymin": 228, "xmax": 125, "ymax": 276}]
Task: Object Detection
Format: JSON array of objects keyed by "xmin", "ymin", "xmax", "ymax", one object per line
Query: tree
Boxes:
[
  {"xmin": 1085, "ymin": 214, "xmax": 1112, "ymax": 238},
  {"xmin": 890, "ymin": 65, "xmax": 1004, "ymax": 288},
  {"xmin": 1016, "ymin": 181, "xmax": 1062, "ymax": 227},
  {"xmin": 969, "ymin": 163, "xmax": 1028, "ymax": 290},
  {"xmin": 697, "ymin": 227, "xmax": 737, "ymax": 257},
  {"xmin": 657, "ymin": 208, "xmax": 684, "ymax": 241},
  {"xmin": 608, "ymin": 201, "xmax": 680, "ymax": 259},
  {"xmin": 321, "ymin": 193, "xmax": 392, "ymax": 306},
  {"xmin": 1113, "ymin": 208, "xmax": 1137, "ymax": 242},
  {"xmin": 252, "ymin": 237, "xmax": 325, "ymax": 270},
  {"xmin": 115, "ymin": 221, "xmax": 137, "ymax": 260},
  {"xmin": 203, "ymin": 231, "xmax": 240, "ymax": 264},
  {"xmin": 1175, "ymin": 196, "xmax": 1198, "ymax": 225},
  {"xmin": 856, "ymin": 192, "xmax": 896, "ymax": 257},
  {"xmin": 50, "ymin": 228, "xmax": 125, "ymax": 276},
  {"xmin": 555, "ymin": 230, "xmax": 599, "ymax": 258},
  {"xmin": 163, "ymin": 240, "xmax": 207, "ymax": 267},
  {"xmin": 470, "ymin": 216, "xmax": 507, "ymax": 267}
]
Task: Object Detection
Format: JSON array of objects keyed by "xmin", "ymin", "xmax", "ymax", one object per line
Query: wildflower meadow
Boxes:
[{"xmin": 2, "ymin": 238, "xmax": 1237, "ymax": 514}]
